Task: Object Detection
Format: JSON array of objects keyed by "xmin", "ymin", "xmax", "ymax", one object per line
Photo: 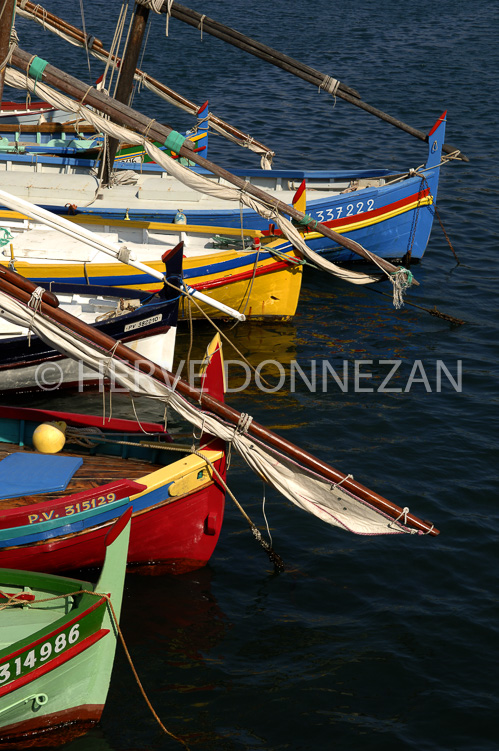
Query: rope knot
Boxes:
[
  {"xmin": 395, "ymin": 506, "xmax": 410, "ymax": 525},
  {"xmin": 389, "ymin": 267, "xmax": 413, "ymax": 309},
  {"xmin": 198, "ymin": 14, "xmax": 206, "ymax": 39},
  {"xmin": 331, "ymin": 473, "xmax": 353, "ymax": 491},
  {"xmin": 319, "ymin": 75, "xmax": 340, "ymax": 95},
  {"xmin": 235, "ymin": 413, "xmax": 253, "ymax": 436}
]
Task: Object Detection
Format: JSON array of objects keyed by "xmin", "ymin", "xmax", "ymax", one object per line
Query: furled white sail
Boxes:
[
  {"xmin": 13, "ymin": 4, "xmax": 275, "ymax": 165},
  {"xmin": 0, "ymin": 285, "xmax": 415, "ymax": 536},
  {"xmin": 4, "ymin": 67, "xmax": 383, "ymax": 287}
]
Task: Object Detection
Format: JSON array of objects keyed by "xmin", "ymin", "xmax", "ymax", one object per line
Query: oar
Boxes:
[
  {"xmin": 0, "ymin": 265, "xmax": 439, "ymax": 537},
  {"xmin": 162, "ymin": 2, "xmax": 468, "ymax": 161},
  {"xmin": 10, "ymin": 48, "xmax": 414, "ymax": 283},
  {"xmin": 0, "ymin": 187, "xmax": 246, "ymax": 321}
]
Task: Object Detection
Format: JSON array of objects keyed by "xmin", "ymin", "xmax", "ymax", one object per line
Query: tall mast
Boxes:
[
  {"xmin": 102, "ymin": 1, "xmax": 149, "ymax": 184},
  {"xmin": 0, "ymin": 0, "xmax": 17, "ymax": 104}
]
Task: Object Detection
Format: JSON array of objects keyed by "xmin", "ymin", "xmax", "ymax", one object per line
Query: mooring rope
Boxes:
[
  {"xmin": 63, "ymin": 431, "xmax": 285, "ymax": 571},
  {"xmin": 0, "ymin": 587, "xmax": 190, "ymax": 749}
]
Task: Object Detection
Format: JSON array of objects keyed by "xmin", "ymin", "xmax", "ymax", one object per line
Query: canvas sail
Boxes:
[{"xmin": 0, "ymin": 284, "xmax": 428, "ymax": 537}]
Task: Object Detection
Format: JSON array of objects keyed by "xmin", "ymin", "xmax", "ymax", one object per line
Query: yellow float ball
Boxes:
[{"xmin": 32, "ymin": 421, "xmax": 67, "ymax": 454}]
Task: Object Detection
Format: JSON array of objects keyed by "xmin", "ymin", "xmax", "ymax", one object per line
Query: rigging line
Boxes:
[
  {"xmin": 11, "ymin": 587, "xmax": 189, "ymax": 749},
  {"xmin": 64, "ymin": 430, "xmax": 284, "ymax": 570},
  {"xmin": 0, "ymin": 0, "xmax": 9, "ymax": 24},
  {"xmin": 161, "ymin": 277, "xmax": 274, "ymax": 389},
  {"xmin": 262, "ymin": 481, "xmax": 272, "ymax": 548},
  {"xmin": 366, "ymin": 285, "xmax": 466, "ymax": 325},
  {"xmin": 231, "ymin": 243, "xmax": 261, "ymax": 327},
  {"xmin": 102, "ymin": 1, "xmax": 128, "ymax": 96},
  {"xmin": 78, "ymin": 0, "xmax": 92, "ymax": 76}
]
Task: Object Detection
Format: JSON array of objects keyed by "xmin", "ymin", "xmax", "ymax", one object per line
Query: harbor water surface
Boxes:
[{"xmin": 9, "ymin": 1, "xmax": 499, "ymax": 749}]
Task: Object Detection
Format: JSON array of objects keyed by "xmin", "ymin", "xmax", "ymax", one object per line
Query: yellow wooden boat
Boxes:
[{"xmin": 0, "ymin": 212, "xmax": 303, "ymax": 321}]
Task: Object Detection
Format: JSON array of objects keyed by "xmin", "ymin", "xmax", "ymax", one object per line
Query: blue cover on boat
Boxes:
[{"xmin": 0, "ymin": 452, "xmax": 83, "ymax": 500}]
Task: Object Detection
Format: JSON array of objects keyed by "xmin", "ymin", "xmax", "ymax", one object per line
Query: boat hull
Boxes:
[
  {"xmin": 0, "ymin": 514, "xmax": 130, "ymax": 748},
  {"xmin": 0, "ymin": 458, "xmax": 226, "ymax": 575},
  {"xmin": 1, "ymin": 245, "xmax": 303, "ymax": 320},
  {"xmin": 0, "ymin": 113, "xmax": 447, "ymax": 263},
  {"xmin": 0, "ymin": 328, "xmax": 177, "ymax": 394}
]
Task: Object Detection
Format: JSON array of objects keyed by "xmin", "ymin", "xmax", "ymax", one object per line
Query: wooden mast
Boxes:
[
  {"xmin": 163, "ymin": 2, "xmax": 468, "ymax": 162},
  {"xmin": 0, "ymin": 0, "xmax": 17, "ymax": 104},
  {"xmin": 16, "ymin": 0, "xmax": 274, "ymax": 158},
  {"xmin": 10, "ymin": 46, "xmax": 413, "ymax": 280},
  {"xmin": 0, "ymin": 264, "xmax": 439, "ymax": 537},
  {"xmin": 102, "ymin": 1, "xmax": 150, "ymax": 184}
]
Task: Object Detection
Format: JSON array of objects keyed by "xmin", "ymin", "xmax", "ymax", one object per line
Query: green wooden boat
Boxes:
[{"xmin": 0, "ymin": 508, "xmax": 131, "ymax": 748}]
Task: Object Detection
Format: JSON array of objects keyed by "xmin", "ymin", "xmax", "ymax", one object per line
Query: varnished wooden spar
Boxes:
[
  {"xmin": 103, "ymin": 2, "xmax": 150, "ymax": 182},
  {"xmin": 0, "ymin": 0, "xmax": 16, "ymax": 103},
  {"xmin": 16, "ymin": 0, "xmax": 274, "ymax": 158},
  {"xmin": 167, "ymin": 2, "xmax": 361, "ymax": 100},
  {"xmin": 0, "ymin": 270, "xmax": 439, "ymax": 536},
  {"xmin": 0, "ymin": 265, "xmax": 59, "ymax": 307},
  {"xmin": 10, "ymin": 47, "xmax": 409, "ymax": 280},
  {"xmin": 162, "ymin": 2, "xmax": 468, "ymax": 161}
]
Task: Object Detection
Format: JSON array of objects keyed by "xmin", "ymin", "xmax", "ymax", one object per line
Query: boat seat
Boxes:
[{"xmin": 0, "ymin": 453, "xmax": 83, "ymax": 500}]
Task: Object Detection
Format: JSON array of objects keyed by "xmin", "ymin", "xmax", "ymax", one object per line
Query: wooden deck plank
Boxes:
[{"xmin": 0, "ymin": 441, "xmax": 164, "ymax": 508}]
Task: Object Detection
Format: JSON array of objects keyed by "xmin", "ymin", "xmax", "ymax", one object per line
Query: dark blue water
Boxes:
[{"xmin": 9, "ymin": 1, "xmax": 499, "ymax": 749}]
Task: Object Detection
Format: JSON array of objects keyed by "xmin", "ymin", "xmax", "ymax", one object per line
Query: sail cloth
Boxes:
[
  {"xmin": 4, "ymin": 67, "xmax": 383, "ymax": 288},
  {"xmin": 0, "ymin": 287, "xmax": 414, "ymax": 536},
  {"xmin": 14, "ymin": 3, "xmax": 275, "ymax": 167}
]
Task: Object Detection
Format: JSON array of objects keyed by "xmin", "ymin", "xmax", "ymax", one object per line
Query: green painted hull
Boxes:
[{"xmin": 0, "ymin": 512, "xmax": 130, "ymax": 748}]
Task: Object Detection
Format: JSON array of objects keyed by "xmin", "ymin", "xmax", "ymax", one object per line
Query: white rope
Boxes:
[
  {"xmin": 319, "ymin": 75, "xmax": 340, "ymax": 95},
  {"xmin": 235, "ymin": 413, "xmax": 253, "ymax": 436},
  {"xmin": 14, "ymin": 4, "xmax": 274, "ymax": 157},
  {"xmin": 135, "ymin": 0, "xmax": 164, "ymax": 12},
  {"xmin": 261, "ymin": 481, "xmax": 272, "ymax": 548},
  {"xmin": 0, "ymin": 27, "xmax": 18, "ymax": 74},
  {"xmin": 4, "ymin": 68, "xmax": 390, "ymax": 291},
  {"xmin": 26, "ymin": 286, "xmax": 44, "ymax": 345},
  {"xmin": 394, "ymin": 506, "xmax": 410, "ymax": 525},
  {"xmin": 198, "ymin": 13, "xmax": 206, "ymax": 40},
  {"xmin": 163, "ymin": 0, "xmax": 174, "ymax": 36},
  {"xmin": 0, "ymin": 291, "xmax": 418, "ymax": 536},
  {"xmin": 331, "ymin": 473, "xmax": 353, "ymax": 490}
]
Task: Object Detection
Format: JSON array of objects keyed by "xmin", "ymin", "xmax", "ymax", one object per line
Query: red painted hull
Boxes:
[
  {"xmin": 0, "ymin": 704, "xmax": 102, "ymax": 749},
  {"xmin": 0, "ymin": 454, "xmax": 226, "ymax": 575}
]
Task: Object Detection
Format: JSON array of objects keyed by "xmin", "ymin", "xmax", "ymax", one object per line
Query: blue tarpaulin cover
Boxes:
[{"xmin": 0, "ymin": 452, "xmax": 83, "ymax": 500}]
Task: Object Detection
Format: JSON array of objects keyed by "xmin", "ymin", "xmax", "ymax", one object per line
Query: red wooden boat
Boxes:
[{"xmin": 0, "ymin": 338, "xmax": 227, "ymax": 575}]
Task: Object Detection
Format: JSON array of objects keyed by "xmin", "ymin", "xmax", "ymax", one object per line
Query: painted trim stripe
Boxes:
[
  {"xmin": 0, "ymin": 629, "xmax": 110, "ymax": 698},
  {"xmin": 0, "ymin": 598, "xmax": 107, "ymax": 666},
  {"xmin": 305, "ymin": 192, "xmax": 433, "ymax": 240}
]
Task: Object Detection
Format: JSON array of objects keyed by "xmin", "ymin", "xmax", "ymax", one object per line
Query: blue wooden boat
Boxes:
[
  {"xmin": 0, "ymin": 99, "xmax": 209, "ymax": 163},
  {"xmin": 0, "ymin": 113, "xmax": 447, "ymax": 264}
]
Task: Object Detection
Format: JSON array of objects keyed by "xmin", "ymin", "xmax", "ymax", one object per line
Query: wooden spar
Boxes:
[
  {"xmin": 17, "ymin": 0, "xmax": 274, "ymax": 158},
  {"xmin": 0, "ymin": 268, "xmax": 439, "ymax": 537},
  {"xmin": 167, "ymin": 2, "xmax": 361, "ymax": 100},
  {"xmin": 0, "ymin": 266, "xmax": 59, "ymax": 307},
  {"xmin": 103, "ymin": 2, "xmax": 150, "ymax": 183},
  {"xmin": 163, "ymin": 2, "xmax": 468, "ymax": 162},
  {"xmin": 0, "ymin": 121, "xmax": 96, "ymax": 133},
  {"xmin": 0, "ymin": 0, "xmax": 17, "ymax": 104},
  {"xmin": 10, "ymin": 47, "xmax": 411, "ymax": 280}
]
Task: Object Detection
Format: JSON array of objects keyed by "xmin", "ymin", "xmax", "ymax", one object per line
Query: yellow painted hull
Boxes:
[{"xmin": 3, "ymin": 246, "xmax": 303, "ymax": 321}]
